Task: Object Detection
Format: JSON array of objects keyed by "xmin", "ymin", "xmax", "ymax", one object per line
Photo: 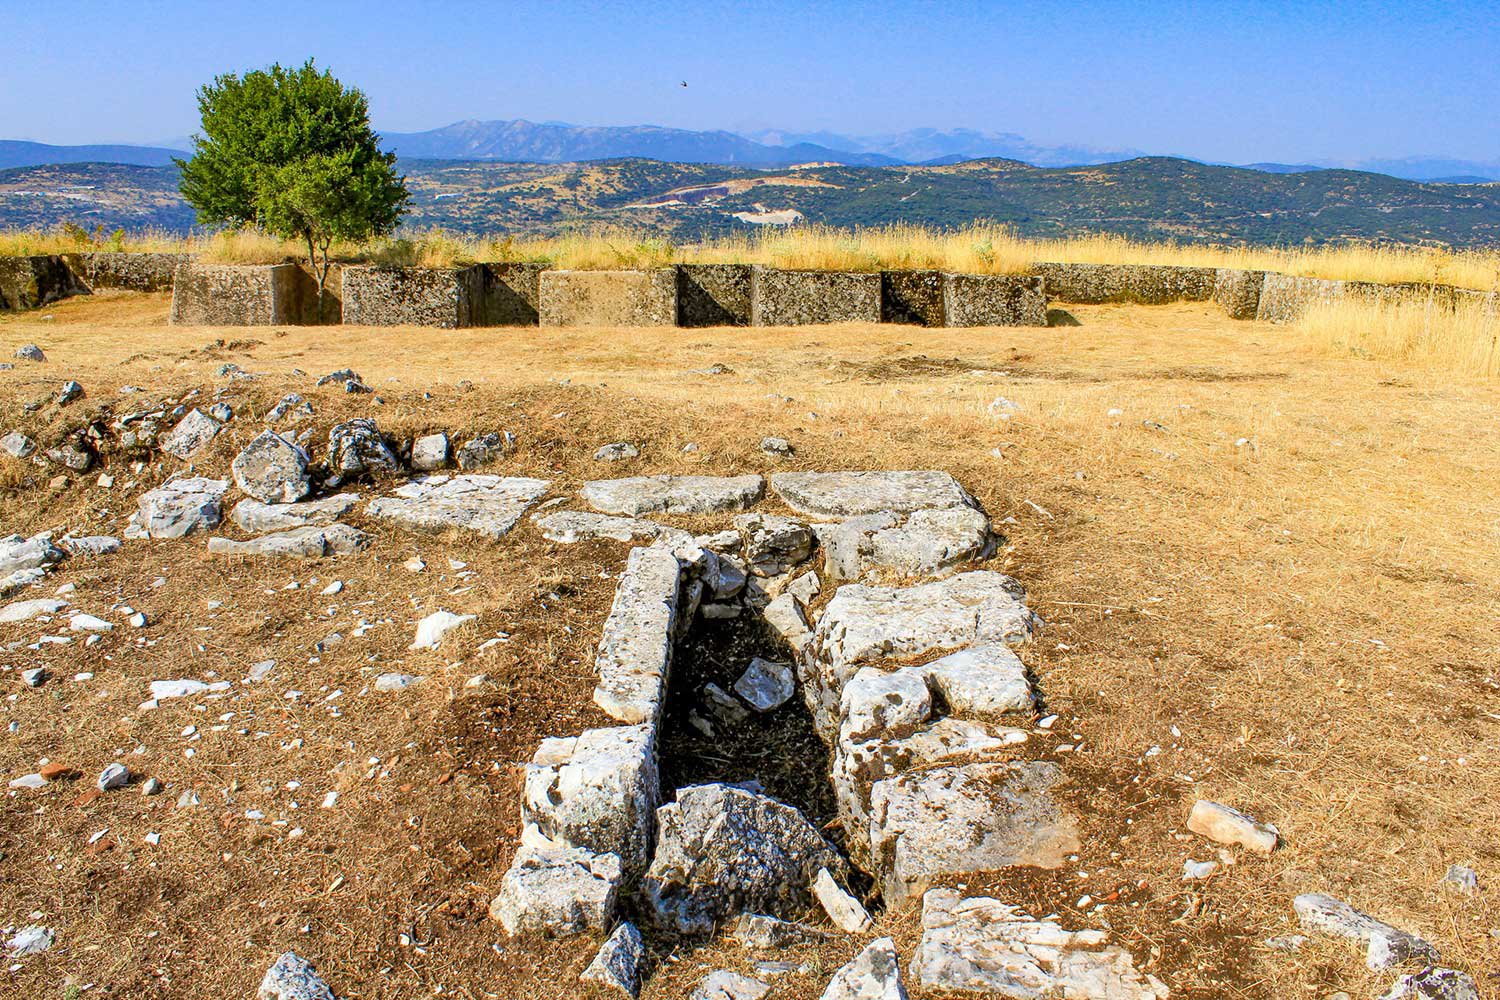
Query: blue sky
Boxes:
[{"xmin": 4, "ymin": 0, "xmax": 1495, "ymax": 163}]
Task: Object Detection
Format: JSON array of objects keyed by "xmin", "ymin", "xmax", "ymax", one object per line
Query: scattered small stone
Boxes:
[
  {"xmin": 1, "ymin": 431, "xmax": 36, "ymax": 459},
  {"xmin": 814, "ymin": 867, "xmax": 873, "ymax": 933},
  {"xmin": 760, "ymin": 436, "xmax": 794, "ymax": 457},
  {"xmin": 1440, "ymin": 865, "xmax": 1478, "ymax": 894},
  {"xmin": 1187, "ymin": 799, "xmax": 1278, "ymax": 852},
  {"xmin": 594, "ymin": 442, "xmax": 640, "ymax": 462},
  {"xmin": 128, "ymin": 611, "xmax": 148, "ymax": 628},
  {"xmin": 14, "ymin": 345, "xmax": 45, "ymax": 362},
  {"xmin": 97, "ymin": 762, "xmax": 131, "ymax": 791},
  {"xmin": 69, "ymin": 613, "xmax": 113, "ymax": 632},
  {"xmin": 265, "ymin": 393, "xmax": 315, "ymax": 424},
  {"xmin": 456, "ymin": 432, "xmax": 509, "ymax": 470},
  {"xmin": 9, "ymin": 773, "xmax": 46, "ymax": 790},
  {"xmin": 734, "ymin": 657, "xmax": 795, "ymax": 712},
  {"xmin": 141, "ymin": 777, "xmax": 163, "ymax": 796},
  {"xmin": 20, "ymin": 667, "xmax": 47, "ymax": 687},
  {"xmin": 410, "ymin": 610, "xmax": 476, "ymax": 650},
  {"xmin": 257, "ymin": 951, "xmax": 336, "ymax": 1000},
  {"xmin": 320, "ymin": 581, "xmax": 343, "ymax": 596},
  {"xmin": 403, "ymin": 557, "xmax": 426, "ymax": 573},
  {"xmin": 5, "ymin": 925, "xmax": 54, "ymax": 956},
  {"xmin": 1380, "ymin": 967, "xmax": 1480, "ymax": 1000},
  {"xmin": 728, "ymin": 913, "xmax": 829, "ymax": 950},
  {"xmin": 54, "ymin": 380, "xmax": 84, "ymax": 405},
  {"xmin": 374, "ymin": 673, "xmax": 424, "ymax": 692},
  {"xmin": 1263, "ymin": 934, "xmax": 1308, "ymax": 952},
  {"xmin": 1182, "ymin": 859, "xmax": 1219, "ymax": 880},
  {"xmin": 821, "ymin": 937, "xmax": 907, "ymax": 1000}
]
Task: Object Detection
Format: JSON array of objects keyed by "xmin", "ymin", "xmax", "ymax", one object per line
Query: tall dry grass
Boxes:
[
  {"xmin": 1295, "ymin": 292, "xmax": 1500, "ymax": 377},
  {"xmin": 5, "ymin": 221, "xmax": 1500, "ymax": 291}
]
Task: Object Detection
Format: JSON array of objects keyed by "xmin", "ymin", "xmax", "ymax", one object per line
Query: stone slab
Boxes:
[
  {"xmin": 593, "ymin": 545, "xmax": 681, "ymax": 725},
  {"xmin": 1212, "ymin": 268, "xmax": 1267, "ymax": 320},
  {"xmin": 489, "ymin": 844, "xmax": 622, "ymax": 937},
  {"xmin": 367, "ymin": 474, "xmax": 550, "ymax": 539},
  {"xmin": 523, "ymin": 724, "xmax": 658, "ymax": 876},
  {"xmin": 539, "ymin": 269, "xmax": 677, "ymax": 327},
  {"xmin": 169, "ymin": 263, "xmax": 302, "ymax": 326},
  {"xmin": 62, "ymin": 251, "xmax": 192, "ymax": 293},
  {"xmin": 340, "ymin": 265, "xmax": 486, "ymax": 328},
  {"xmin": 770, "ymin": 470, "xmax": 977, "ymax": 518},
  {"xmin": 750, "ymin": 267, "xmax": 881, "ymax": 326},
  {"xmin": 580, "ymin": 474, "xmax": 765, "ymax": 516},
  {"xmin": 678, "ymin": 263, "xmax": 753, "ymax": 326},
  {"xmin": 943, "ymin": 272, "xmax": 1048, "ymax": 326},
  {"xmin": 477, "ymin": 262, "xmax": 544, "ymax": 326},
  {"xmin": 1031, "ymin": 262, "xmax": 1216, "ymax": 304}
]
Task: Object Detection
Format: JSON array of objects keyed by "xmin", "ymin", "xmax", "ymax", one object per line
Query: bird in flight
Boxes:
[{"xmin": 681, "ymin": 81, "xmax": 688, "ymax": 87}]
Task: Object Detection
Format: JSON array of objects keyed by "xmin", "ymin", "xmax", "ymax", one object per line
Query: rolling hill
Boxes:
[{"xmin": 3, "ymin": 156, "xmax": 1499, "ymax": 247}]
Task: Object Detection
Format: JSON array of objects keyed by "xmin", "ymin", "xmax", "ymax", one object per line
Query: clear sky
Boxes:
[{"xmin": 4, "ymin": 0, "xmax": 1495, "ymax": 164}]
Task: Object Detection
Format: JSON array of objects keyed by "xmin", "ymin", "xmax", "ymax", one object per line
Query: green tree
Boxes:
[{"xmin": 177, "ymin": 59, "xmax": 408, "ymax": 317}]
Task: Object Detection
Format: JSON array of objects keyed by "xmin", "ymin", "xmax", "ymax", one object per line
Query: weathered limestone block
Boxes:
[
  {"xmin": 1212, "ymin": 268, "xmax": 1267, "ymax": 320},
  {"xmin": 735, "ymin": 513, "xmax": 814, "ymax": 577},
  {"xmin": 594, "ymin": 545, "xmax": 682, "ymax": 724},
  {"xmin": 326, "ymin": 418, "xmax": 399, "ymax": 484},
  {"xmin": 814, "ymin": 507, "xmax": 993, "ymax": 581},
  {"xmin": 678, "ymin": 263, "xmax": 753, "ymax": 326},
  {"xmin": 581, "ymin": 922, "xmax": 646, "ymax": 998},
  {"xmin": 1031, "ymin": 262, "xmax": 1216, "ymax": 305},
  {"xmin": 489, "ymin": 844, "xmax": 622, "ymax": 937},
  {"xmin": 232, "ymin": 430, "xmax": 311, "ymax": 503},
  {"xmin": 232, "ymin": 494, "xmax": 359, "ymax": 534},
  {"xmin": 803, "ymin": 572, "xmax": 1039, "ymax": 737},
  {"xmin": 0, "ymin": 255, "xmax": 82, "ymax": 312},
  {"xmin": 340, "ymin": 265, "xmax": 487, "ymax": 327},
  {"xmin": 870, "ymin": 761, "xmax": 1080, "ymax": 904},
  {"xmin": 822, "ymin": 937, "xmax": 907, "ymax": 1000},
  {"xmin": 1187, "ymin": 799, "xmax": 1279, "ymax": 852},
  {"xmin": 169, "ymin": 263, "xmax": 302, "ymax": 326},
  {"xmin": 581, "ymin": 474, "xmax": 766, "ymax": 516},
  {"xmin": 62, "ymin": 251, "xmax": 191, "ymax": 293},
  {"xmin": 751, "ymin": 267, "xmax": 881, "ymax": 326},
  {"xmin": 535, "ymin": 510, "xmax": 666, "ymax": 544},
  {"xmin": 881, "ymin": 270, "xmax": 946, "ymax": 326},
  {"xmin": 0, "ymin": 533, "xmax": 65, "ymax": 578},
  {"xmin": 206, "ymin": 523, "xmax": 368, "ymax": 559},
  {"xmin": 521, "ymin": 724, "xmax": 658, "ymax": 876},
  {"xmin": 368, "ymin": 474, "xmax": 550, "ymax": 539},
  {"xmin": 942, "ymin": 272, "xmax": 1048, "ymax": 327},
  {"xmin": 913, "ymin": 888, "xmax": 1169, "ymax": 999},
  {"xmin": 1255, "ymin": 273, "xmax": 1346, "ymax": 323},
  {"xmin": 131, "ymin": 477, "xmax": 229, "ymax": 538},
  {"xmin": 477, "ymin": 262, "xmax": 544, "ymax": 326},
  {"xmin": 919, "ymin": 643, "xmax": 1035, "ymax": 717},
  {"xmin": 158, "ymin": 407, "xmax": 221, "ymax": 459},
  {"xmin": 771, "ymin": 470, "xmax": 977, "ymax": 517},
  {"xmin": 1293, "ymin": 893, "xmax": 1439, "ymax": 968},
  {"xmin": 642, "ymin": 783, "xmax": 845, "ymax": 934},
  {"xmin": 539, "ymin": 269, "xmax": 677, "ymax": 327}
]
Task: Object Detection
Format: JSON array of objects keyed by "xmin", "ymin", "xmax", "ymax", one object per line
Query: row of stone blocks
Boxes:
[{"xmin": 0, "ymin": 252, "xmax": 192, "ymax": 311}]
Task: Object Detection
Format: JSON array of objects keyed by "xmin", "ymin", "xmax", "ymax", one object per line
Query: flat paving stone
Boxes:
[
  {"xmin": 367, "ymin": 474, "xmax": 550, "ymax": 539},
  {"xmin": 770, "ymin": 470, "xmax": 976, "ymax": 517},
  {"xmin": 580, "ymin": 474, "xmax": 765, "ymax": 516}
]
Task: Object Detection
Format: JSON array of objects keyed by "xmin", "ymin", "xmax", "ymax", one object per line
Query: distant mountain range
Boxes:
[{"xmin": 1, "ymin": 120, "xmax": 1496, "ymax": 183}]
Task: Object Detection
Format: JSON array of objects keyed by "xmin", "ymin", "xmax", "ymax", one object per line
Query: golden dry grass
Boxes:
[
  {"xmin": 1296, "ymin": 291, "xmax": 1500, "ymax": 377},
  {"xmin": 0, "ymin": 296, "xmax": 1496, "ymax": 998},
  {"xmin": 7, "ymin": 222, "xmax": 1500, "ymax": 290}
]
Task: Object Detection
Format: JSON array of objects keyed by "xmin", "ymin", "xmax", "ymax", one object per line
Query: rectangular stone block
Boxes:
[
  {"xmin": 941, "ymin": 273, "xmax": 1047, "ymax": 326},
  {"xmin": 881, "ymin": 270, "xmax": 945, "ymax": 326},
  {"xmin": 168, "ymin": 263, "xmax": 302, "ymax": 326},
  {"xmin": 477, "ymin": 262, "xmax": 544, "ymax": 326},
  {"xmin": 677, "ymin": 263, "xmax": 752, "ymax": 326},
  {"xmin": 750, "ymin": 267, "xmax": 881, "ymax": 326},
  {"xmin": 0, "ymin": 255, "xmax": 83, "ymax": 312},
  {"xmin": 61, "ymin": 252, "xmax": 192, "ymax": 293},
  {"xmin": 539, "ymin": 269, "xmax": 677, "ymax": 327},
  {"xmin": 1254, "ymin": 273, "xmax": 1345, "ymax": 324},
  {"xmin": 340, "ymin": 265, "xmax": 485, "ymax": 328},
  {"xmin": 1031, "ymin": 262, "xmax": 1216, "ymax": 304},
  {"xmin": 1212, "ymin": 268, "xmax": 1266, "ymax": 320}
]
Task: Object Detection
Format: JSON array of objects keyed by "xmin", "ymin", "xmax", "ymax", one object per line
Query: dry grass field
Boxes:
[{"xmin": 0, "ymin": 292, "xmax": 1496, "ymax": 999}]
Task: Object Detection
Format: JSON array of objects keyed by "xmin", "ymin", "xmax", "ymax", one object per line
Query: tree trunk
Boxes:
[{"xmin": 303, "ymin": 231, "xmax": 323, "ymax": 324}]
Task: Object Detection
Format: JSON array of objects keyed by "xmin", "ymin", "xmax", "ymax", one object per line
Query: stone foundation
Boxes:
[
  {"xmin": 341, "ymin": 265, "xmax": 486, "ymax": 327},
  {"xmin": 539, "ymin": 269, "xmax": 677, "ymax": 327},
  {"xmin": 751, "ymin": 267, "xmax": 881, "ymax": 326},
  {"xmin": 677, "ymin": 264, "xmax": 753, "ymax": 326},
  {"xmin": 0, "ymin": 255, "xmax": 83, "ymax": 312},
  {"xmin": 1212, "ymin": 268, "xmax": 1266, "ymax": 320},
  {"xmin": 881, "ymin": 271, "xmax": 945, "ymax": 326},
  {"xmin": 62, "ymin": 252, "xmax": 192, "ymax": 293},
  {"xmin": 942, "ymin": 272, "xmax": 1047, "ymax": 326},
  {"xmin": 1031, "ymin": 262, "xmax": 1216, "ymax": 304},
  {"xmin": 168, "ymin": 263, "xmax": 304, "ymax": 326}
]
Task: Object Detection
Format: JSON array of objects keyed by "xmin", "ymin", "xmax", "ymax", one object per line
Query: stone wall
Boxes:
[
  {"xmin": 1032, "ymin": 262, "xmax": 1216, "ymax": 304},
  {"xmin": 169, "ymin": 263, "xmax": 303, "ymax": 326},
  {"xmin": 942, "ymin": 273, "xmax": 1047, "ymax": 326},
  {"xmin": 677, "ymin": 264, "xmax": 753, "ymax": 327},
  {"xmin": 477, "ymin": 263, "xmax": 545, "ymax": 326},
  {"xmin": 881, "ymin": 271, "xmax": 946, "ymax": 326},
  {"xmin": 62, "ymin": 252, "xmax": 192, "ymax": 293},
  {"xmin": 341, "ymin": 265, "xmax": 486, "ymax": 328},
  {"xmin": 1212, "ymin": 269, "xmax": 1267, "ymax": 320},
  {"xmin": 750, "ymin": 267, "xmax": 881, "ymax": 326},
  {"xmin": 539, "ymin": 269, "xmax": 677, "ymax": 327},
  {"xmin": 0, "ymin": 255, "xmax": 83, "ymax": 312},
  {"xmin": 1254, "ymin": 274, "xmax": 1346, "ymax": 324}
]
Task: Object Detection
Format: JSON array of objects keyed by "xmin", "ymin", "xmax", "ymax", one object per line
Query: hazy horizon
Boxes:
[{"xmin": 4, "ymin": 0, "xmax": 1497, "ymax": 166}]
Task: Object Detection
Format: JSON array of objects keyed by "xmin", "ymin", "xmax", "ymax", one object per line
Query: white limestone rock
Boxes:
[
  {"xmin": 918, "ymin": 643, "xmax": 1035, "ymax": 717},
  {"xmin": 257, "ymin": 951, "xmax": 336, "ymax": 1000},
  {"xmin": 821, "ymin": 937, "xmax": 907, "ymax": 1000},
  {"xmin": 1187, "ymin": 799, "xmax": 1279, "ymax": 853},
  {"xmin": 690, "ymin": 970, "xmax": 770, "ymax": 1000},
  {"xmin": 770, "ymin": 470, "xmax": 977, "ymax": 517},
  {"xmin": 409, "ymin": 432, "xmax": 450, "ymax": 472},
  {"xmin": 814, "ymin": 867, "xmax": 873, "ymax": 933},
  {"xmin": 367, "ymin": 474, "xmax": 550, "ymax": 539},
  {"xmin": 534, "ymin": 510, "xmax": 665, "ymax": 544},
  {"xmin": 593, "ymin": 546, "xmax": 680, "ymax": 725},
  {"xmin": 133, "ymin": 477, "xmax": 229, "ymax": 539},
  {"xmin": 324, "ymin": 418, "xmax": 399, "ymax": 485},
  {"xmin": 643, "ymin": 783, "xmax": 845, "ymax": 934},
  {"xmin": 728, "ymin": 913, "xmax": 830, "ymax": 950},
  {"xmin": 734, "ymin": 657, "xmax": 795, "ymax": 712},
  {"xmin": 489, "ymin": 844, "xmax": 622, "ymax": 937},
  {"xmin": 868, "ymin": 761, "xmax": 1080, "ymax": 905},
  {"xmin": 159, "ymin": 408, "xmax": 221, "ymax": 460},
  {"xmin": 523, "ymin": 724, "xmax": 658, "ymax": 875},
  {"xmin": 0, "ymin": 532, "xmax": 66, "ymax": 577},
  {"xmin": 734, "ymin": 512, "xmax": 814, "ymax": 577},
  {"xmin": 0, "ymin": 597, "xmax": 68, "ymax": 623},
  {"xmin": 232, "ymin": 493, "xmax": 360, "ymax": 534},
  {"xmin": 410, "ymin": 610, "xmax": 477, "ymax": 650},
  {"xmin": 1293, "ymin": 893, "xmax": 1438, "ymax": 969},
  {"xmin": 1, "ymin": 431, "xmax": 36, "ymax": 459},
  {"xmin": 581, "ymin": 922, "xmax": 646, "ymax": 998},
  {"xmin": 912, "ymin": 888, "xmax": 1169, "ymax": 999},
  {"xmin": 1380, "ymin": 967, "xmax": 1479, "ymax": 1000},
  {"xmin": 207, "ymin": 524, "xmax": 369, "ymax": 559},
  {"xmin": 232, "ymin": 430, "xmax": 312, "ymax": 504},
  {"xmin": 581, "ymin": 474, "xmax": 765, "ymax": 516}
]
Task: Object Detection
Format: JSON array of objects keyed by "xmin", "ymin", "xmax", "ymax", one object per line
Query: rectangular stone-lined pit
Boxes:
[
  {"xmin": 677, "ymin": 263, "xmax": 753, "ymax": 326},
  {"xmin": 169, "ymin": 263, "xmax": 303, "ymax": 326},
  {"xmin": 751, "ymin": 267, "xmax": 881, "ymax": 326},
  {"xmin": 539, "ymin": 269, "xmax": 677, "ymax": 327},
  {"xmin": 341, "ymin": 265, "xmax": 486, "ymax": 327},
  {"xmin": 942, "ymin": 272, "xmax": 1047, "ymax": 326},
  {"xmin": 1031, "ymin": 262, "xmax": 1216, "ymax": 304},
  {"xmin": 0, "ymin": 255, "xmax": 83, "ymax": 312}
]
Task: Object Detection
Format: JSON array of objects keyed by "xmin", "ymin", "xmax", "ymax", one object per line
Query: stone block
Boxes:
[
  {"xmin": 168, "ymin": 263, "xmax": 303, "ymax": 326},
  {"xmin": 881, "ymin": 270, "xmax": 945, "ymax": 325},
  {"xmin": 1031, "ymin": 262, "xmax": 1216, "ymax": 304},
  {"xmin": 0, "ymin": 255, "xmax": 83, "ymax": 312},
  {"xmin": 1212, "ymin": 268, "xmax": 1267, "ymax": 320},
  {"xmin": 476, "ymin": 262, "xmax": 544, "ymax": 326},
  {"xmin": 539, "ymin": 269, "xmax": 677, "ymax": 327},
  {"xmin": 750, "ymin": 267, "xmax": 881, "ymax": 326},
  {"xmin": 61, "ymin": 252, "xmax": 192, "ymax": 292},
  {"xmin": 678, "ymin": 263, "xmax": 753, "ymax": 326},
  {"xmin": 340, "ymin": 265, "xmax": 485, "ymax": 327},
  {"xmin": 942, "ymin": 272, "xmax": 1047, "ymax": 326}
]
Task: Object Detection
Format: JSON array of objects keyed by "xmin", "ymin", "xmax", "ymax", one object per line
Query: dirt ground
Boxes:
[{"xmin": 0, "ymin": 291, "xmax": 1495, "ymax": 999}]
